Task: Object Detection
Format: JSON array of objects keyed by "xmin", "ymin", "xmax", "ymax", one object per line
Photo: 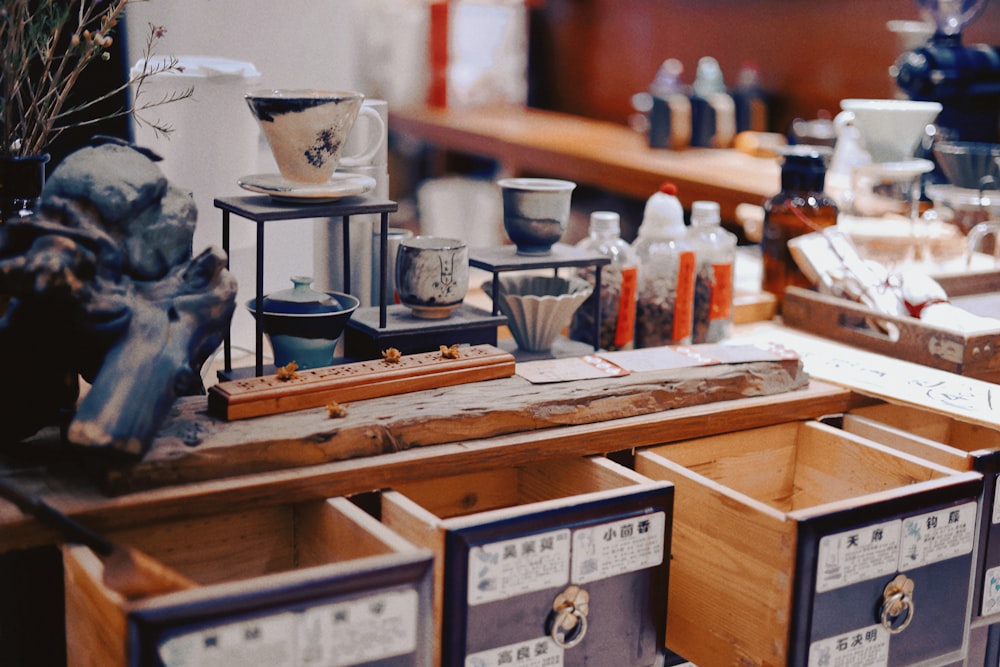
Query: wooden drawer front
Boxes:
[
  {"xmin": 64, "ymin": 498, "xmax": 434, "ymax": 667},
  {"xmin": 636, "ymin": 420, "xmax": 983, "ymax": 667},
  {"xmin": 381, "ymin": 456, "xmax": 673, "ymax": 667},
  {"xmin": 842, "ymin": 403, "xmax": 1000, "ymax": 623}
]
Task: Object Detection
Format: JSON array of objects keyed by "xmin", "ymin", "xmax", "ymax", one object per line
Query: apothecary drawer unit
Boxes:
[
  {"xmin": 635, "ymin": 420, "xmax": 983, "ymax": 667},
  {"xmin": 380, "ymin": 455, "xmax": 673, "ymax": 667},
  {"xmin": 63, "ymin": 497, "xmax": 434, "ymax": 667},
  {"xmin": 839, "ymin": 402, "xmax": 1000, "ymax": 623}
]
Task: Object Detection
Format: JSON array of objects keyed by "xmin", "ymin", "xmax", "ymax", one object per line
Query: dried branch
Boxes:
[{"xmin": 1, "ymin": 2, "xmax": 190, "ymax": 157}]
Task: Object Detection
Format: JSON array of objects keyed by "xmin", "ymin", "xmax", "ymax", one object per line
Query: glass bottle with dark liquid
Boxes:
[{"xmin": 762, "ymin": 145, "xmax": 838, "ymax": 309}]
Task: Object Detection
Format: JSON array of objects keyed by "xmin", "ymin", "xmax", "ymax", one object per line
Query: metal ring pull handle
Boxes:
[
  {"xmin": 879, "ymin": 574, "xmax": 915, "ymax": 634},
  {"xmin": 548, "ymin": 585, "xmax": 590, "ymax": 649}
]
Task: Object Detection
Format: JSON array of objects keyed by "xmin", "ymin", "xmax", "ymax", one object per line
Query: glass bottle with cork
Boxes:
[
  {"xmin": 569, "ymin": 210, "xmax": 639, "ymax": 351},
  {"xmin": 761, "ymin": 145, "xmax": 838, "ymax": 309}
]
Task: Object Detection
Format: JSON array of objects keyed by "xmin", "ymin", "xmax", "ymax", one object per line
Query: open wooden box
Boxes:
[
  {"xmin": 782, "ymin": 271, "xmax": 1000, "ymax": 382},
  {"xmin": 838, "ymin": 402, "xmax": 1000, "ymax": 623},
  {"xmin": 64, "ymin": 497, "xmax": 434, "ymax": 667},
  {"xmin": 635, "ymin": 420, "xmax": 983, "ymax": 667},
  {"xmin": 380, "ymin": 456, "xmax": 673, "ymax": 667}
]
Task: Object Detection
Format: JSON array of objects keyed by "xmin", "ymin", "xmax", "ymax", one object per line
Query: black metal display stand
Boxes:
[
  {"xmin": 469, "ymin": 243, "xmax": 611, "ymax": 352},
  {"xmin": 214, "ymin": 195, "xmax": 398, "ymax": 377}
]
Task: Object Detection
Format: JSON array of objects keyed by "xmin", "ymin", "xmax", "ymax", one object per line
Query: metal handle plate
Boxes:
[
  {"xmin": 879, "ymin": 574, "xmax": 915, "ymax": 634},
  {"xmin": 549, "ymin": 585, "xmax": 590, "ymax": 649}
]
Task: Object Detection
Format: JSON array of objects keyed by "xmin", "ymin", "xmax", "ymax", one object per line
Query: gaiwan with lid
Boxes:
[{"xmin": 246, "ymin": 276, "xmax": 360, "ymax": 369}]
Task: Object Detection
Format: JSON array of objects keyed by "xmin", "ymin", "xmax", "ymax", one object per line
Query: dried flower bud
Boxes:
[
  {"xmin": 276, "ymin": 361, "xmax": 300, "ymax": 381},
  {"xmin": 440, "ymin": 344, "xmax": 461, "ymax": 359}
]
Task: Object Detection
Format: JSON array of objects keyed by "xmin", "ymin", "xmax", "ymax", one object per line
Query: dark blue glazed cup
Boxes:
[{"xmin": 247, "ymin": 276, "xmax": 360, "ymax": 369}]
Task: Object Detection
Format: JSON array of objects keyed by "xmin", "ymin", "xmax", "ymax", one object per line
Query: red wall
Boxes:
[{"xmin": 531, "ymin": 0, "xmax": 1000, "ymax": 133}]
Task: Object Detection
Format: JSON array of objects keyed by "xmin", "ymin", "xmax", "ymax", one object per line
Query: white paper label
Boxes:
[
  {"xmin": 156, "ymin": 589, "xmax": 420, "ymax": 667},
  {"xmin": 158, "ymin": 613, "xmax": 297, "ymax": 667},
  {"xmin": 465, "ymin": 637, "xmax": 563, "ymax": 667},
  {"xmin": 816, "ymin": 520, "xmax": 902, "ymax": 593},
  {"xmin": 816, "ymin": 502, "xmax": 978, "ymax": 593},
  {"xmin": 808, "ymin": 624, "xmax": 890, "ymax": 667},
  {"xmin": 898, "ymin": 502, "xmax": 977, "ymax": 571},
  {"xmin": 982, "ymin": 565, "xmax": 1000, "ymax": 616},
  {"xmin": 297, "ymin": 588, "xmax": 419, "ymax": 666},
  {"xmin": 571, "ymin": 512, "xmax": 666, "ymax": 584},
  {"xmin": 468, "ymin": 529, "xmax": 571, "ymax": 605}
]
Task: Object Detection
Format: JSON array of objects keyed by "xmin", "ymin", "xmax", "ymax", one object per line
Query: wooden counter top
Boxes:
[{"xmin": 388, "ymin": 105, "xmax": 781, "ymax": 221}]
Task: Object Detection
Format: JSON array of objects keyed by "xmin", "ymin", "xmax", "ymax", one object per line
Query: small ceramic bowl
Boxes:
[
  {"xmin": 483, "ymin": 275, "xmax": 593, "ymax": 352},
  {"xmin": 932, "ymin": 141, "xmax": 1000, "ymax": 189},
  {"xmin": 247, "ymin": 276, "xmax": 360, "ymax": 369}
]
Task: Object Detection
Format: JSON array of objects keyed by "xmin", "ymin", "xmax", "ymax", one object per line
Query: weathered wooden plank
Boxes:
[
  {"xmin": 103, "ymin": 356, "xmax": 810, "ymax": 493},
  {"xmin": 0, "ymin": 379, "xmax": 855, "ymax": 552}
]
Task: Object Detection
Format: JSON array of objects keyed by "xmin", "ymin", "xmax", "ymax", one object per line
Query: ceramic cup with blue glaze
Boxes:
[
  {"xmin": 245, "ymin": 89, "xmax": 385, "ymax": 183},
  {"xmin": 498, "ymin": 177, "xmax": 577, "ymax": 255},
  {"xmin": 395, "ymin": 236, "xmax": 469, "ymax": 319},
  {"xmin": 247, "ymin": 276, "xmax": 360, "ymax": 369}
]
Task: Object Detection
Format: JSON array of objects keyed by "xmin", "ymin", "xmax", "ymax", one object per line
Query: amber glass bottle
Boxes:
[{"xmin": 761, "ymin": 145, "xmax": 838, "ymax": 309}]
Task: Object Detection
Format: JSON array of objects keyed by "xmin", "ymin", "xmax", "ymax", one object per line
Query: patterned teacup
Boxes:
[{"xmin": 245, "ymin": 89, "xmax": 385, "ymax": 183}]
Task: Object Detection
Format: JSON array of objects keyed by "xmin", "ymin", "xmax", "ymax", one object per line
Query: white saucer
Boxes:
[{"xmin": 238, "ymin": 172, "xmax": 376, "ymax": 203}]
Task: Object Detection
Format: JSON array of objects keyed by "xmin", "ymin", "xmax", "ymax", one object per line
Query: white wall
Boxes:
[
  {"xmin": 124, "ymin": 0, "xmax": 360, "ymax": 362},
  {"xmin": 124, "ymin": 0, "xmax": 360, "ymax": 91}
]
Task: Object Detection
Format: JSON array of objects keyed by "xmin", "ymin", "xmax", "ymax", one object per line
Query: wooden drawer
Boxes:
[
  {"xmin": 635, "ymin": 420, "xmax": 983, "ymax": 667},
  {"xmin": 64, "ymin": 497, "xmax": 434, "ymax": 667},
  {"xmin": 841, "ymin": 402, "xmax": 1000, "ymax": 622},
  {"xmin": 380, "ymin": 455, "xmax": 673, "ymax": 667}
]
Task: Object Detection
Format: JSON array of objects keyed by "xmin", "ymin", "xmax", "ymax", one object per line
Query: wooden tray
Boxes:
[{"xmin": 782, "ymin": 271, "xmax": 1000, "ymax": 382}]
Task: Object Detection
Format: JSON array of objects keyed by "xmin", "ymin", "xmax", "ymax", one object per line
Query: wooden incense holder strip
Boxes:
[{"xmin": 208, "ymin": 344, "xmax": 516, "ymax": 420}]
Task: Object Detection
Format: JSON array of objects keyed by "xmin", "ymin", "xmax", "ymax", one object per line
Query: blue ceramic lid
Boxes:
[{"xmin": 261, "ymin": 276, "xmax": 344, "ymax": 315}]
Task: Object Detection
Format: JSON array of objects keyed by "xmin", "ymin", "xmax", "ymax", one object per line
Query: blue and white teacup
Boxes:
[{"xmin": 245, "ymin": 89, "xmax": 385, "ymax": 183}]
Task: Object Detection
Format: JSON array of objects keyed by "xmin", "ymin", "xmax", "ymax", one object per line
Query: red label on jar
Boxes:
[
  {"xmin": 615, "ymin": 266, "xmax": 638, "ymax": 348},
  {"xmin": 710, "ymin": 263, "xmax": 733, "ymax": 321},
  {"xmin": 672, "ymin": 251, "xmax": 696, "ymax": 342}
]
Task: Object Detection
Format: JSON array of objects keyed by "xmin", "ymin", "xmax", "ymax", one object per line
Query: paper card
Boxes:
[
  {"xmin": 728, "ymin": 324, "xmax": 1000, "ymax": 429},
  {"xmin": 599, "ymin": 346, "xmax": 719, "ymax": 372},
  {"xmin": 517, "ymin": 355, "xmax": 629, "ymax": 384}
]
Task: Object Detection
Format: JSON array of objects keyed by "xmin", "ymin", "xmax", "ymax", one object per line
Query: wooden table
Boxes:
[
  {"xmin": 0, "ymin": 362, "xmax": 851, "ymax": 552},
  {"xmin": 388, "ymin": 105, "xmax": 781, "ymax": 222}
]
